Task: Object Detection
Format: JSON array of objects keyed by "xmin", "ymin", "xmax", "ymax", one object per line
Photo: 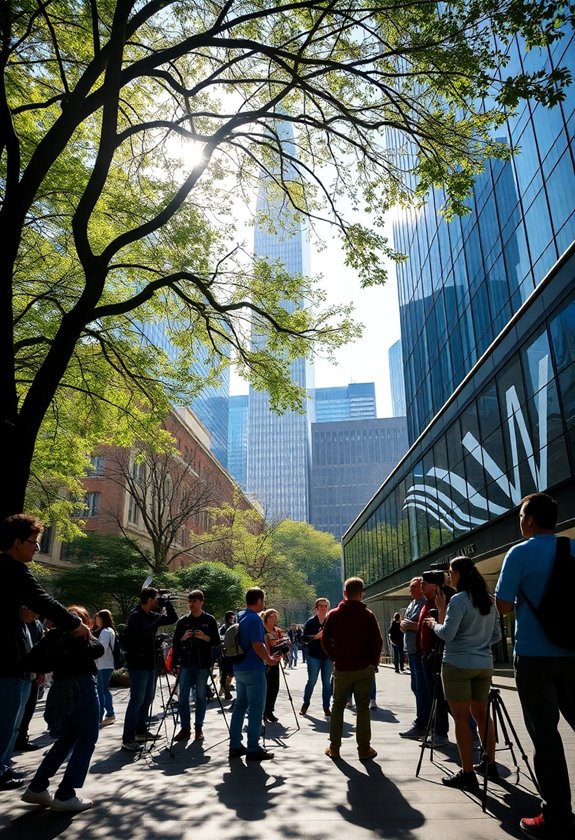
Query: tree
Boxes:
[
  {"xmin": 103, "ymin": 433, "xmax": 222, "ymax": 574},
  {"xmin": 1, "ymin": 0, "xmax": 571, "ymax": 519},
  {"xmin": 174, "ymin": 562, "xmax": 247, "ymax": 620},
  {"xmin": 271, "ymin": 520, "xmax": 342, "ymax": 608},
  {"xmin": 51, "ymin": 533, "xmax": 177, "ymax": 620}
]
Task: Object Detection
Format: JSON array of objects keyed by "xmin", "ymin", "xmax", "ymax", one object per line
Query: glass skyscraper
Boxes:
[
  {"xmin": 388, "ymin": 341, "xmax": 406, "ymax": 418},
  {"xmin": 228, "ymin": 394, "xmax": 249, "ymax": 489},
  {"xmin": 341, "ymin": 32, "xmax": 575, "ymax": 633},
  {"xmin": 312, "ymin": 383, "xmax": 377, "ymax": 423},
  {"xmin": 247, "ymin": 122, "xmax": 313, "ymax": 522}
]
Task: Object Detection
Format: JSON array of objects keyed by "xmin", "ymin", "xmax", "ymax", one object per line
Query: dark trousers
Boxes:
[
  {"xmin": 421, "ymin": 652, "xmax": 449, "ymax": 737},
  {"xmin": 264, "ymin": 662, "xmax": 280, "ymax": 717},
  {"xmin": 16, "ymin": 680, "xmax": 39, "ymax": 746},
  {"xmin": 515, "ymin": 655, "xmax": 575, "ymax": 827}
]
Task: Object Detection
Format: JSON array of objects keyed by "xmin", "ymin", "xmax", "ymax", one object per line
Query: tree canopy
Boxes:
[{"xmin": 1, "ymin": 0, "xmax": 572, "ymax": 518}]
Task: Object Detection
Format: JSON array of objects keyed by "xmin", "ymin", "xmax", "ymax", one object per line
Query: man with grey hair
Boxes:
[{"xmin": 399, "ymin": 576, "xmax": 427, "ymax": 739}]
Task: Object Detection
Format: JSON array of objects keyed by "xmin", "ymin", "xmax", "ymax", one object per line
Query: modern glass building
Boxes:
[
  {"xmin": 228, "ymin": 394, "xmax": 249, "ymax": 489},
  {"xmin": 342, "ymin": 33, "xmax": 575, "ymax": 636},
  {"xmin": 312, "ymin": 383, "xmax": 377, "ymax": 422},
  {"xmin": 247, "ymin": 122, "xmax": 313, "ymax": 522},
  {"xmin": 388, "ymin": 341, "xmax": 406, "ymax": 417},
  {"xmin": 310, "ymin": 417, "xmax": 409, "ymax": 540}
]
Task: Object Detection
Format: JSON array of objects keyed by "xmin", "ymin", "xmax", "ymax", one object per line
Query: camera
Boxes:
[
  {"xmin": 422, "ymin": 570, "xmax": 446, "ymax": 586},
  {"xmin": 157, "ymin": 590, "xmax": 174, "ymax": 608},
  {"xmin": 274, "ymin": 641, "xmax": 291, "ymax": 656}
]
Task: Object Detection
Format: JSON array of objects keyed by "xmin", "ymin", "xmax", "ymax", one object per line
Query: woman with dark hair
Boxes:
[
  {"xmin": 426, "ymin": 556, "xmax": 501, "ymax": 792},
  {"xmin": 388, "ymin": 611, "xmax": 405, "ymax": 673},
  {"xmin": 262, "ymin": 609, "xmax": 289, "ymax": 723},
  {"xmin": 21, "ymin": 605, "xmax": 103, "ymax": 812},
  {"xmin": 93, "ymin": 609, "xmax": 116, "ymax": 726}
]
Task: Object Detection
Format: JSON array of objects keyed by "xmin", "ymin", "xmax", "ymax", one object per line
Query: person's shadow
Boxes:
[
  {"xmin": 214, "ymin": 759, "xmax": 286, "ymax": 821},
  {"xmin": 333, "ymin": 758, "xmax": 424, "ymax": 838}
]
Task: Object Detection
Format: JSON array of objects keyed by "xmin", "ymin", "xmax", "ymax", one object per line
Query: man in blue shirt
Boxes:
[
  {"xmin": 496, "ymin": 492, "xmax": 575, "ymax": 840},
  {"xmin": 228, "ymin": 588, "xmax": 280, "ymax": 761}
]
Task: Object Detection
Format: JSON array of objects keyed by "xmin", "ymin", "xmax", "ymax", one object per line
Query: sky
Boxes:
[{"xmin": 230, "ymin": 230, "xmax": 402, "ymax": 418}]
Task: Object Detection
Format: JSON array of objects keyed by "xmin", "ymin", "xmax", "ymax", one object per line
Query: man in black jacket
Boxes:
[
  {"xmin": 172, "ymin": 590, "xmax": 220, "ymax": 742},
  {"xmin": 121, "ymin": 587, "xmax": 177, "ymax": 751},
  {"xmin": 0, "ymin": 514, "xmax": 89, "ymax": 790}
]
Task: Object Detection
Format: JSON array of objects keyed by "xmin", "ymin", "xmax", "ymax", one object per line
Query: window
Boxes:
[
  {"xmin": 84, "ymin": 492, "xmax": 100, "ymax": 517},
  {"xmin": 87, "ymin": 455, "xmax": 105, "ymax": 476}
]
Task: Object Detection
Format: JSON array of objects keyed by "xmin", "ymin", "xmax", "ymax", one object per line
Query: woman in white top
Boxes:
[{"xmin": 93, "ymin": 610, "xmax": 116, "ymax": 725}]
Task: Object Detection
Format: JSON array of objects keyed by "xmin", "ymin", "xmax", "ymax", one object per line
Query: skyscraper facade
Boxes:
[
  {"xmin": 246, "ymin": 122, "xmax": 313, "ymax": 522},
  {"xmin": 228, "ymin": 394, "xmax": 249, "ymax": 489},
  {"xmin": 388, "ymin": 341, "xmax": 406, "ymax": 418},
  {"xmin": 310, "ymin": 417, "xmax": 408, "ymax": 540},
  {"xmin": 312, "ymin": 383, "xmax": 377, "ymax": 422},
  {"xmin": 341, "ymin": 33, "xmax": 575, "ymax": 634}
]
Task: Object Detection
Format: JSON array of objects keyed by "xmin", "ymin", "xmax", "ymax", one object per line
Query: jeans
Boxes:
[
  {"xmin": 96, "ymin": 668, "xmax": 115, "ymax": 719},
  {"xmin": 122, "ymin": 669, "xmax": 156, "ymax": 743},
  {"xmin": 516, "ymin": 655, "xmax": 575, "ymax": 827},
  {"xmin": 392, "ymin": 644, "xmax": 405, "ymax": 671},
  {"xmin": 408, "ymin": 651, "xmax": 427, "ymax": 728},
  {"xmin": 289, "ymin": 646, "xmax": 298, "ymax": 667},
  {"xmin": 178, "ymin": 665, "xmax": 209, "ymax": 729},
  {"xmin": 330, "ymin": 666, "xmax": 374, "ymax": 752},
  {"xmin": 229, "ymin": 669, "xmax": 267, "ymax": 752},
  {"xmin": 303, "ymin": 655, "xmax": 332, "ymax": 711},
  {"xmin": 0, "ymin": 676, "xmax": 31, "ymax": 775},
  {"xmin": 29, "ymin": 676, "xmax": 99, "ymax": 800}
]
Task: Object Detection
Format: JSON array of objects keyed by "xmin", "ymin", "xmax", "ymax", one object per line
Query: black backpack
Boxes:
[
  {"xmin": 521, "ymin": 536, "xmax": 575, "ymax": 650},
  {"xmin": 111, "ymin": 631, "xmax": 125, "ymax": 670}
]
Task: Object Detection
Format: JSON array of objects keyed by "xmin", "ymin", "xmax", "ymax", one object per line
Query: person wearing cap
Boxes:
[{"xmin": 172, "ymin": 590, "xmax": 220, "ymax": 743}]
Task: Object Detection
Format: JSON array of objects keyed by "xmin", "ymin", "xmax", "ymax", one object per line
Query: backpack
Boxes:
[
  {"xmin": 521, "ymin": 536, "xmax": 575, "ymax": 650},
  {"xmin": 221, "ymin": 622, "xmax": 250, "ymax": 664}
]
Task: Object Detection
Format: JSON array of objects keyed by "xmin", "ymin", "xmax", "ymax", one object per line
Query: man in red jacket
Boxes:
[{"xmin": 321, "ymin": 577, "xmax": 383, "ymax": 760}]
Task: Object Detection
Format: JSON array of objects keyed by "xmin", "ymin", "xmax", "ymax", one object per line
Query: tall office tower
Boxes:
[
  {"xmin": 310, "ymin": 417, "xmax": 409, "ymax": 540},
  {"xmin": 388, "ymin": 341, "xmax": 406, "ymax": 418},
  {"xmin": 313, "ymin": 383, "xmax": 377, "ymax": 422},
  {"xmin": 140, "ymin": 322, "xmax": 230, "ymax": 467},
  {"xmin": 228, "ymin": 394, "xmax": 249, "ymax": 489},
  {"xmin": 247, "ymin": 122, "xmax": 313, "ymax": 522},
  {"xmin": 342, "ymin": 33, "xmax": 575, "ymax": 625}
]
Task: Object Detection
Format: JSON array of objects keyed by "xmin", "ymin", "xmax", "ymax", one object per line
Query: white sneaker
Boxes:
[
  {"xmin": 21, "ymin": 787, "xmax": 54, "ymax": 807},
  {"xmin": 51, "ymin": 795, "xmax": 94, "ymax": 812},
  {"xmin": 369, "ymin": 700, "xmax": 377, "ymax": 710}
]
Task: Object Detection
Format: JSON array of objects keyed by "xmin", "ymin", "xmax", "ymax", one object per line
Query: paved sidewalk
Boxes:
[{"xmin": 1, "ymin": 663, "xmax": 573, "ymax": 839}]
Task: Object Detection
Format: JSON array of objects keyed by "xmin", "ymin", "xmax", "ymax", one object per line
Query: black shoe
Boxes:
[
  {"xmin": 473, "ymin": 760, "xmax": 500, "ymax": 781},
  {"xmin": 299, "ymin": 704, "xmax": 309, "ymax": 716},
  {"xmin": 442, "ymin": 770, "xmax": 479, "ymax": 792},
  {"xmin": 228, "ymin": 746, "xmax": 248, "ymax": 758},
  {"xmin": 263, "ymin": 714, "xmax": 278, "ymax": 723},
  {"xmin": 246, "ymin": 748, "xmax": 274, "ymax": 761},
  {"xmin": 14, "ymin": 742, "xmax": 40, "ymax": 752},
  {"xmin": 0, "ymin": 773, "xmax": 24, "ymax": 791}
]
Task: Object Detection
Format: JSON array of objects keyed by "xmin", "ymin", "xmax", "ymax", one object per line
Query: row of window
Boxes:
[{"xmin": 343, "ymin": 289, "xmax": 575, "ymax": 585}]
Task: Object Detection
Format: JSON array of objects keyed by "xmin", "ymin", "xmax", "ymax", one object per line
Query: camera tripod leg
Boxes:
[
  {"xmin": 208, "ymin": 667, "xmax": 230, "ymax": 734},
  {"xmin": 279, "ymin": 660, "xmax": 301, "ymax": 731},
  {"xmin": 492, "ymin": 691, "xmax": 539, "ymax": 792},
  {"xmin": 416, "ymin": 694, "xmax": 437, "ymax": 777}
]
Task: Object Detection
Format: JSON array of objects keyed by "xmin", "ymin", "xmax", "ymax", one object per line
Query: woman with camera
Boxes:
[
  {"xmin": 262, "ymin": 609, "xmax": 289, "ymax": 723},
  {"xmin": 426, "ymin": 556, "xmax": 501, "ymax": 792}
]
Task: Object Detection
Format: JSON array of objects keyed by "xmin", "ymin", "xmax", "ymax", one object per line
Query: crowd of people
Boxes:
[{"xmin": 1, "ymin": 494, "xmax": 574, "ymax": 839}]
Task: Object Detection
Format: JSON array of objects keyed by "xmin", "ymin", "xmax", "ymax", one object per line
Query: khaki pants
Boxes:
[{"xmin": 329, "ymin": 665, "xmax": 375, "ymax": 753}]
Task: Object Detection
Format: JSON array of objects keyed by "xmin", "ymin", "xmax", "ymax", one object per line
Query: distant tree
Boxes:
[
  {"xmin": 271, "ymin": 520, "xmax": 342, "ymax": 608},
  {"xmin": 104, "ymin": 433, "xmax": 221, "ymax": 574},
  {"xmin": 2, "ymin": 0, "xmax": 572, "ymax": 519},
  {"xmin": 174, "ymin": 562, "xmax": 248, "ymax": 620},
  {"xmin": 52, "ymin": 533, "xmax": 177, "ymax": 621}
]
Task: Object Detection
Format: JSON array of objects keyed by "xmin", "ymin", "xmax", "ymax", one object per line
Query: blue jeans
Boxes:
[
  {"xmin": 96, "ymin": 668, "xmax": 115, "ymax": 719},
  {"xmin": 178, "ymin": 665, "xmax": 209, "ymax": 729},
  {"xmin": 122, "ymin": 669, "xmax": 156, "ymax": 743},
  {"xmin": 289, "ymin": 646, "xmax": 298, "ymax": 667},
  {"xmin": 303, "ymin": 655, "xmax": 332, "ymax": 710},
  {"xmin": 229, "ymin": 669, "xmax": 267, "ymax": 752},
  {"xmin": 408, "ymin": 651, "xmax": 427, "ymax": 728},
  {"xmin": 29, "ymin": 676, "xmax": 99, "ymax": 800},
  {"xmin": 392, "ymin": 644, "xmax": 405, "ymax": 671},
  {"xmin": 0, "ymin": 676, "xmax": 31, "ymax": 775}
]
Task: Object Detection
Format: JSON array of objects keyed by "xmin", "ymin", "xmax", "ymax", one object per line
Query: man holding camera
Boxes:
[
  {"xmin": 172, "ymin": 590, "xmax": 220, "ymax": 743},
  {"xmin": 121, "ymin": 587, "xmax": 177, "ymax": 752}
]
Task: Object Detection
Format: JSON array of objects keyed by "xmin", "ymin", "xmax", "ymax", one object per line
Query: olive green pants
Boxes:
[{"xmin": 329, "ymin": 665, "xmax": 375, "ymax": 753}]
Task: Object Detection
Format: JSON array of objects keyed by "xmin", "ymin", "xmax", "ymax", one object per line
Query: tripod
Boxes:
[
  {"xmin": 416, "ymin": 650, "xmax": 446, "ymax": 776},
  {"xmin": 478, "ymin": 687, "xmax": 539, "ymax": 812},
  {"xmin": 261, "ymin": 659, "xmax": 300, "ymax": 748}
]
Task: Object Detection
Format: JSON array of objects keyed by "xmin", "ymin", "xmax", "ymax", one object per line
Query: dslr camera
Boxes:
[
  {"xmin": 157, "ymin": 589, "xmax": 175, "ymax": 609},
  {"xmin": 422, "ymin": 570, "xmax": 446, "ymax": 586}
]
